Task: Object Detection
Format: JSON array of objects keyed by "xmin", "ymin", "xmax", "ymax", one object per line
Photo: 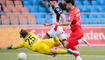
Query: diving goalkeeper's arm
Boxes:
[
  {"xmin": 7, "ymin": 42, "xmax": 24, "ymax": 49},
  {"xmin": 50, "ymin": 34, "xmax": 61, "ymax": 46}
]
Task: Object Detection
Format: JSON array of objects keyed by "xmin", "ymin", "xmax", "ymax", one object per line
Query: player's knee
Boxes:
[
  {"xmin": 43, "ymin": 34, "xmax": 50, "ymax": 39},
  {"xmin": 62, "ymin": 41, "xmax": 70, "ymax": 48},
  {"xmin": 51, "ymin": 47, "xmax": 59, "ymax": 53}
]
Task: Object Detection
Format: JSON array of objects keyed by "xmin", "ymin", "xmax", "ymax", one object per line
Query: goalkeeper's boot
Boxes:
[
  {"xmin": 76, "ymin": 56, "xmax": 82, "ymax": 60},
  {"xmin": 67, "ymin": 49, "xmax": 79, "ymax": 54}
]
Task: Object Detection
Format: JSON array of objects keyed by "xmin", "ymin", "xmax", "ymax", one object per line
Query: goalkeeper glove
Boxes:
[
  {"xmin": 8, "ymin": 45, "xmax": 13, "ymax": 49},
  {"xmin": 50, "ymin": 34, "xmax": 56, "ymax": 38}
]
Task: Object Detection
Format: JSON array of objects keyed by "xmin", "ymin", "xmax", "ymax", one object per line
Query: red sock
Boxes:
[{"xmin": 71, "ymin": 47, "xmax": 80, "ymax": 59}]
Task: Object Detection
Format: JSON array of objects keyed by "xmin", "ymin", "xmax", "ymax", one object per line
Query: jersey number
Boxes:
[{"xmin": 25, "ymin": 35, "xmax": 36, "ymax": 46}]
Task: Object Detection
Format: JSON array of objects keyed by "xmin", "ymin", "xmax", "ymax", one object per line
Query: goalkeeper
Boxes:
[{"xmin": 8, "ymin": 29, "xmax": 79, "ymax": 56}]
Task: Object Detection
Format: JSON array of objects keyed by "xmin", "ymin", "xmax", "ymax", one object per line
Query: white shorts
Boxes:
[{"xmin": 47, "ymin": 25, "xmax": 66, "ymax": 41}]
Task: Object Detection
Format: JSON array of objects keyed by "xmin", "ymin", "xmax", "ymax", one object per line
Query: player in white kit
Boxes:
[{"xmin": 43, "ymin": 0, "xmax": 66, "ymax": 42}]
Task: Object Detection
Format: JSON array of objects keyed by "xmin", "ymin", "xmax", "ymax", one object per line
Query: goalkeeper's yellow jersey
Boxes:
[{"xmin": 12, "ymin": 32, "xmax": 59, "ymax": 54}]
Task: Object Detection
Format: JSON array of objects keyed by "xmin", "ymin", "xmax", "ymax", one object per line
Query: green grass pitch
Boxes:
[{"xmin": 0, "ymin": 47, "xmax": 105, "ymax": 60}]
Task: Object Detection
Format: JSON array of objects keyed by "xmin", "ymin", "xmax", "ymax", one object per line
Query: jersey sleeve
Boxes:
[
  {"xmin": 53, "ymin": 37, "xmax": 60, "ymax": 46},
  {"xmin": 12, "ymin": 41, "xmax": 24, "ymax": 49},
  {"xmin": 55, "ymin": 7, "xmax": 63, "ymax": 15},
  {"xmin": 68, "ymin": 12, "xmax": 74, "ymax": 22}
]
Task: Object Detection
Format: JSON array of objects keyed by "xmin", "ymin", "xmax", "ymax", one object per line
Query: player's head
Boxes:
[
  {"xmin": 49, "ymin": 0, "xmax": 58, "ymax": 8},
  {"xmin": 64, "ymin": 0, "xmax": 75, "ymax": 10},
  {"xmin": 20, "ymin": 29, "xmax": 28, "ymax": 38}
]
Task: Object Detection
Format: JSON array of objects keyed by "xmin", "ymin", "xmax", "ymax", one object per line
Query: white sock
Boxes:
[
  {"xmin": 78, "ymin": 40, "xmax": 83, "ymax": 44},
  {"xmin": 76, "ymin": 56, "xmax": 82, "ymax": 60}
]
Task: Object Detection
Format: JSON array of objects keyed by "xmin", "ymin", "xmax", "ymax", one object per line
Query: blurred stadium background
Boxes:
[{"xmin": 0, "ymin": 0, "xmax": 105, "ymax": 60}]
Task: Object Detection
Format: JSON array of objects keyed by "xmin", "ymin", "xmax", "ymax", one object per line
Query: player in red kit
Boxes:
[{"xmin": 54, "ymin": 0, "xmax": 88, "ymax": 60}]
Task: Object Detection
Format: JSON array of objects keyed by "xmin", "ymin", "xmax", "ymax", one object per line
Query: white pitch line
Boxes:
[{"xmin": 0, "ymin": 52, "xmax": 105, "ymax": 57}]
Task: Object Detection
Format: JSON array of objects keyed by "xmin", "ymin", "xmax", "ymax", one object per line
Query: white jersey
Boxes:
[{"xmin": 47, "ymin": 7, "xmax": 66, "ymax": 41}]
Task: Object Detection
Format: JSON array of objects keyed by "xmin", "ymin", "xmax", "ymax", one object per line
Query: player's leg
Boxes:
[
  {"xmin": 51, "ymin": 47, "xmax": 67, "ymax": 54},
  {"xmin": 78, "ymin": 39, "xmax": 89, "ymax": 46},
  {"xmin": 65, "ymin": 40, "xmax": 82, "ymax": 60},
  {"xmin": 43, "ymin": 33, "xmax": 51, "ymax": 39},
  {"xmin": 63, "ymin": 31, "xmax": 83, "ymax": 60},
  {"xmin": 51, "ymin": 47, "xmax": 79, "ymax": 55},
  {"xmin": 38, "ymin": 43, "xmax": 52, "ymax": 55},
  {"xmin": 71, "ymin": 47, "xmax": 82, "ymax": 60},
  {"xmin": 43, "ymin": 28, "xmax": 55, "ymax": 39}
]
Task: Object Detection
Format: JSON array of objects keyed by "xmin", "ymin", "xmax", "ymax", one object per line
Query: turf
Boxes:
[{"xmin": 0, "ymin": 47, "xmax": 105, "ymax": 60}]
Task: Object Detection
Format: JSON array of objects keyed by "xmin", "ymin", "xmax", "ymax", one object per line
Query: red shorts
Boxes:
[{"xmin": 66, "ymin": 28, "xmax": 83, "ymax": 49}]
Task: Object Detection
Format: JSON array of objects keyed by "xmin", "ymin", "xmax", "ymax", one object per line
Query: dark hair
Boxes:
[
  {"xmin": 20, "ymin": 29, "xmax": 28, "ymax": 38},
  {"xmin": 64, "ymin": 0, "xmax": 75, "ymax": 5}
]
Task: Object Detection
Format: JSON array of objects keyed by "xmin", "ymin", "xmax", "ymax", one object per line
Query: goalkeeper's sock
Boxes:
[
  {"xmin": 67, "ymin": 49, "xmax": 80, "ymax": 54},
  {"xmin": 56, "ymin": 49, "xmax": 68, "ymax": 54}
]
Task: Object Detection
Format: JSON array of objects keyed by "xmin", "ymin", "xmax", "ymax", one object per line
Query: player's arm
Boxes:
[
  {"xmin": 57, "ymin": 7, "xmax": 66, "ymax": 23},
  {"xmin": 43, "ymin": 23, "xmax": 53, "ymax": 26},
  {"xmin": 8, "ymin": 42, "xmax": 24, "ymax": 49},
  {"xmin": 60, "ymin": 13, "xmax": 66, "ymax": 23},
  {"xmin": 56, "ymin": 12, "xmax": 73, "ymax": 26},
  {"xmin": 55, "ymin": 21, "xmax": 71, "ymax": 26},
  {"xmin": 50, "ymin": 34, "xmax": 60, "ymax": 46}
]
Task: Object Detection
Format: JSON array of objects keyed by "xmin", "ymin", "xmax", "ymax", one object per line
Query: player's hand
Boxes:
[
  {"xmin": 7, "ymin": 45, "xmax": 13, "ymax": 49},
  {"xmin": 43, "ymin": 23, "xmax": 48, "ymax": 26},
  {"xmin": 50, "ymin": 34, "xmax": 56, "ymax": 38},
  {"xmin": 53, "ymin": 22, "xmax": 59, "ymax": 26}
]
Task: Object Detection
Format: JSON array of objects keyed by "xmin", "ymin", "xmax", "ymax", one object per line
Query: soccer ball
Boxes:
[{"xmin": 18, "ymin": 52, "xmax": 27, "ymax": 60}]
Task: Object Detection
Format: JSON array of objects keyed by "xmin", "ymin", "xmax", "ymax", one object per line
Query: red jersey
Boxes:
[{"xmin": 68, "ymin": 7, "xmax": 81, "ymax": 31}]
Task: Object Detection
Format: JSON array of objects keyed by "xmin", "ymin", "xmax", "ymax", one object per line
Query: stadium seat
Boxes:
[
  {"xmin": 81, "ymin": 18, "xmax": 88, "ymax": 24},
  {"xmin": 21, "ymin": 7, "xmax": 29, "ymax": 13},
  {"xmin": 97, "ymin": 14, "xmax": 105, "ymax": 18},
  {"xmin": 0, "ymin": 19, "xmax": 2, "ymax": 25},
  {"xmin": 75, "ymin": 1, "xmax": 82, "ymax": 5},
  {"xmin": 37, "ymin": 19, "xmax": 45, "ymax": 24},
  {"xmin": 81, "ymin": 14, "xmax": 87, "ymax": 18},
  {"xmin": 83, "ymin": 0, "xmax": 90, "ymax": 5},
  {"xmin": 91, "ymin": 1, "xmax": 98, "ymax": 5},
  {"xmin": 90, "ymin": 5, "xmax": 98, "ymax": 12},
  {"xmin": 23, "ymin": 1, "xmax": 30, "ymax": 6},
  {"xmin": 82, "ymin": 5, "xmax": 91, "ymax": 12},
  {"xmin": 9, "ymin": 14, "xmax": 19, "ymax": 25},
  {"xmin": 77, "ymin": 5, "xmax": 83, "ymax": 12},
  {"xmin": 1, "ymin": 19, "xmax": 10, "ymax": 25},
  {"xmin": 38, "ymin": 6, "xmax": 46, "ymax": 12},
  {"xmin": 19, "ymin": 14, "xmax": 28, "ymax": 25},
  {"xmin": 4, "ymin": 5, "xmax": 13, "ymax": 13},
  {"xmin": 27, "ymin": 14, "xmax": 36, "ymax": 25},
  {"xmin": 0, "ymin": 0, "xmax": 5, "ymax": 5},
  {"xmin": 97, "ymin": 0, "xmax": 105, "ymax": 5},
  {"xmin": 10, "ymin": 18, "xmax": 19, "ymax": 25},
  {"xmin": 28, "ymin": 19, "xmax": 36, "ymax": 25},
  {"xmin": 31, "ymin": 0, "xmax": 40, "ymax": 5},
  {"xmin": 28, "ymin": 6, "xmax": 38, "ymax": 13},
  {"xmin": 89, "ymin": 19, "xmax": 97, "ymax": 24},
  {"xmin": 46, "ymin": 19, "xmax": 52, "ymax": 24},
  {"xmin": 35, "ymin": 14, "xmax": 46, "ymax": 19},
  {"xmin": 98, "ymin": 19, "xmax": 105, "ymax": 24},
  {"xmin": 1, "ymin": 15, "xmax": 10, "ymax": 25},
  {"xmin": 88, "ymin": 14, "xmax": 97, "ymax": 18},
  {"xmin": 12, "ymin": 7, "xmax": 21, "ymax": 13},
  {"xmin": 14, "ymin": 1, "xmax": 22, "ymax": 5},
  {"xmin": 6, "ymin": 0, "xmax": 13, "ymax": 5}
]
